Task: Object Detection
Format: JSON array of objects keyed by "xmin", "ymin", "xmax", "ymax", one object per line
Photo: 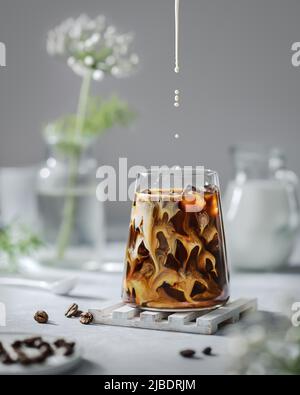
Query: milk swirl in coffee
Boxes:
[{"xmin": 123, "ymin": 186, "xmax": 230, "ymax": 309}]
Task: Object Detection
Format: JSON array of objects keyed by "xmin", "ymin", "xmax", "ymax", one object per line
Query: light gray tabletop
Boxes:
[{"xmin": 1, "ymin": 263, "xmax": 299, "ymax": 375}]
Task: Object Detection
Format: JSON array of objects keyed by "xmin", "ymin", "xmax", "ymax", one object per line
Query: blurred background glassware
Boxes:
[
  {"xmin": 122, "ymin": 168, "xmax": 230, "ymax": 310},
  {"xmin": 36, "ymin": 129, "xmax": 105, "ymax": 270},
  {"xmin": 224, "ymin": 145, "xmax": 300, "ymax": 271},
  {"xmin": 0, "ymin": 167, "xmax": 38, "ymax": 227},
  {"xmin": 0, "ymin": 167, "xmax": 40, "ymax": 273}
]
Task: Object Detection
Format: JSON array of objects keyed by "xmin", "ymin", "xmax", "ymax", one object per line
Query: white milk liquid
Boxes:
[
  {"xmin": 174, "ymin": 0, "xmax": 180, "ymax": 73},
  {"xmin": 224, "ymin": 179, "xmax": 298, "ymax": 270}
]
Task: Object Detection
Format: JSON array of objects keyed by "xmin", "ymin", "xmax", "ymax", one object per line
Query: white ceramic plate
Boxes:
[{"xmin": 0, "ymin": 333, "xmax": 82, "ymax": 375}]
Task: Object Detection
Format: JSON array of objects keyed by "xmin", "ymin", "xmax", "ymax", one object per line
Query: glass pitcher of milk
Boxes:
[{"xmin": 224, "ymin": 145, "xmax": 300, "ymax": 271}]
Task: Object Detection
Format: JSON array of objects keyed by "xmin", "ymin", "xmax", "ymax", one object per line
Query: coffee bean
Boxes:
[
  {"xmin": 34, "ymin": 311, "xmax": 49, "ymax": 324},
  {"xmin": 65, "ymin": 303, "xmax": 79, "ymax": 318},
  {"xmin": 202, "ymin": 347, "xmax": 213, "ymax": 356},
  {"xmin": 54, "ymin": 338, "xmax": 76, "ymax": 356},
  {"xmin": 23, "ymin": 337, "xmax": 43, "ymax": 348},
  {"xmin": 180, "ymin": 349, "xmax": 196, "ymax": 358},
  {"xmin": 0, "ymin": 342, "xmax": 16, "ymax": 365},
  {"xmin": 80, "ymin": 312, "xmax": 94, "ymax": 325}
]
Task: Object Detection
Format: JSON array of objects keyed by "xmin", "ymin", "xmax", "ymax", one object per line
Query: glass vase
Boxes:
[{"xmin": 36, "ymin": 132, "xmax": 104, "ymax": 270}]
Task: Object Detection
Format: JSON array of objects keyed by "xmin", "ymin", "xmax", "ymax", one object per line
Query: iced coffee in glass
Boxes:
[{"xmin": 122, "ymin": 168, "xmax": 230, "ymax": 310}]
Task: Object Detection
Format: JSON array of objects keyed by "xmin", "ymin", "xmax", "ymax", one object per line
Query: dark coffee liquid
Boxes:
[{"xmin": 123, "ymin": 187, "xmax": 230, "ymax": 309}]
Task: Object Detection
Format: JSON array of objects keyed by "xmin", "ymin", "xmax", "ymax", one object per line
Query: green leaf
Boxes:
[
  {"xmin": 44, "ymin": 95, "xmax": 135, "ymax": 156},
  {"xmin": 0, "ymin": 224, "xmax": 42, "ymax": 259}
]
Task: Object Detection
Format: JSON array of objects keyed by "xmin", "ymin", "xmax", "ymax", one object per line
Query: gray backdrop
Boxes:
[{"xmin": 0, "ymin": 0, "xmax": 300, "ymax": 230}]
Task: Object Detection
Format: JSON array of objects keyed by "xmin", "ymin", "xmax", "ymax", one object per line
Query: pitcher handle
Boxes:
[{"xmin": 275, "ymin": 169, "xmax": 300, "ymax": 230}]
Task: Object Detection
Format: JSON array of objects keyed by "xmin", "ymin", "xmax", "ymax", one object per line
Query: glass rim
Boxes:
[
  {"xmin": 230, "ymin": 143, "xmax": 284, "ymax": 156},
  {"xmin": 137, "ymin": 167, "xmax": 218, "ymax": 177}
]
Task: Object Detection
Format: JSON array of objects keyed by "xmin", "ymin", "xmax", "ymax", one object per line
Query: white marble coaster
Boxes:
[{"xmin": 89, "ymin": 298, "xmax": 257, "ymax": 335}]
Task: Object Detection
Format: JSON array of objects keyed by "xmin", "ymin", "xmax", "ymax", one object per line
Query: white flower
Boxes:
[{"xmin": 47, "ymin": 14, "xmax": 139, "ymax": 80}]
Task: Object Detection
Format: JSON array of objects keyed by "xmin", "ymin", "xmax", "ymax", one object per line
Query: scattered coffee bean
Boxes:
[
  {"xmin": 14, "ymin": 349, "xmax": 31, "ymax": 366},
  {"xmin": 65, "ymin": 303, "xmax": 79, "ymax": 318},
  {"xmin": 13, "ymin": 338, "xmax": 53, "ymax": 365},
  {"xmin": 11, "ymin": 340, "xmax": 23, "ymax": 349},
  {"xmin": 0, "ymin": 337, "xmax": 76, "ymax": 367},
  {"xmin": 202, "ymin": 347, "xmax": 212, "ymax": 356},
  {"xmin": 23, "ymin": 337, "xmax": 43, "ymax": 348},
  {"xmin": 34, "ymin": 310, "xmax": 49, "ymax": 324},
  {"xmin": 2, "ymin": 355, "xmax": 16, "ymax": 365},
  {"xmin": 63, "ymin": 343, "xmax": 75, "ymax": 356},
  {"xmin": 80, "ymin": 312, "xmax": 94, "ymax": 325},
  {"xmin": 54, "ymin": 339, "xmax": 67, "ymax": 348},
  {"xmin": 54, "ymin": 339, "xmax": 76, "ymax": 356},
  {"xmin": 38, "ymin": 341, "xmax": 54, "ymax": 356},
  {"xmin": 31, "ymin": 342, "xmax": 54, "ymax": 363},
  {"xmin": 30, "ymin": 353, "xmax": 47, "ymax": 364},
  {"xmin": 0, "ymin": 342, "xmax": 16, "ymax": 365},
  {"xmin": 180, "ymin": 349, "xmax": 196, "ymax": 358}
]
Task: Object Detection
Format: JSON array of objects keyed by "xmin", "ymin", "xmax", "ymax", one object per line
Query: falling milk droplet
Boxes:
[
  {"xmin": 174, "ymin": 102, "xmax": 180, "ymax": 107},
  {"xmin": 174, "ymin": 133, "xmax": 180, "ymax": 139},
  {"xmin": 174, "ymin": 0, "xmax": 180, "ymax": 74}
]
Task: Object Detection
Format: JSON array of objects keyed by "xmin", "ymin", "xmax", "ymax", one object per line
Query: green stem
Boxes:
[
  {"xmin": 55, "ymin": 72, "xmax": 92, "ymax": 261},
  {"xmin": 55, "ymin": 152, "xmax": 80, "ymax": 261},
  {"xmin": 75, "ymin": 71, "xmax": 92, "ymax": 139}
]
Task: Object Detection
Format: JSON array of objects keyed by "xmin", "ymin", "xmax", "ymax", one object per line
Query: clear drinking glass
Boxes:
[{"xmin": 122, "ymin": 168, "xmax": 230, "ymax": 310}]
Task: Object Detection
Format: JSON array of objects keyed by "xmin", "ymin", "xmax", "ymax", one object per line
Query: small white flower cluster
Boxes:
[
  {"xmin": 47, "ymin": 14, "xmax": 139, "ymax": 80},
  {"xmin": 228, "ymin": 321, "xmax": 300, "ymax": 375}
]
